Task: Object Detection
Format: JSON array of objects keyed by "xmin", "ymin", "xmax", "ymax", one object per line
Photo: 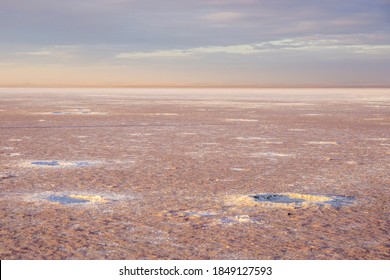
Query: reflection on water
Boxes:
[
  {"xmin": 47, "ymin": 195, "xmax": 89, "ymax": 204},
  {"xmin": 31, "ymin": 161, "xmax": 60, "ymax": 166},
  {"xmin": 252, "ymin": 194, "xmax": 305, "ymax": 204},
  {"xmin": 251, "ymin": 193, "xmax": 355, "ymax": 208}
]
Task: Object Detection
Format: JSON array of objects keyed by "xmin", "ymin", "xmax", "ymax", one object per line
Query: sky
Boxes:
[{"xmin": 1, "ymin": 0, "xmax": 390, "ymax": 87}]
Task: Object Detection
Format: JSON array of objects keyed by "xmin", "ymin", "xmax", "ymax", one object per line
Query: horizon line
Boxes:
[{"xmin": 1, "ymin": 84, "xmax": 390, "ymax": 89}]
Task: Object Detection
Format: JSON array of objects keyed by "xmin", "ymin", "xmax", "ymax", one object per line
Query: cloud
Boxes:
[
  {"xmin": 116, "ymin": 44, "xmax": 261, "ymax": 59},
  {"xmin": 202, "ymin": 12, "xmax": 246, "ymax": 23},
  {"xmin": 13, "ymin": 46, "xmax": 80, "ymax": 62},
  {"xmin": 19, "ymin": 50, "xmax": 54, "ymax": 56},
  {"xmin": 1, "ymin": 0, "xmax": 388, "ymax": 48},
  {"xmin": 116, "ymin": 49, "xmax": 190, "ymax": 59},
  {"xmin": 116, "ymin": 36, "xmax": 390, "ymax": 59}
]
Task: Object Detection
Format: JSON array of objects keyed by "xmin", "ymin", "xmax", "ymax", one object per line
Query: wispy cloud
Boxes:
[
  {"xmin": 116, "ymin": 36, "xmax": 390, "ymax": 59},
  {"xmin": 202, "ymin": 12, "xmax": 246, "ymax": 23},
  {"xmin": 116, "ymin": 49, "xmax": 190, "ymax": 59},
  {"xmin": 19, "ymin": 50, "xmax": 54, "ymax": 56},
  {"xmin": 17, "ymin": 46, "xmax": 79, "ymax": 60},
  {"xmin": 116, "ymin": 44, "xmax": 260, "ymax": 59}
]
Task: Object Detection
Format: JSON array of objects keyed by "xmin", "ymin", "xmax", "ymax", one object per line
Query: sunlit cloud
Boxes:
[
  {"xmin": 17, "ymin": 46, "xmax": 79, "ymax": 59},
  {"xmin": 116, "ymin": 36, "xmax": 390, "ymax": 59},
  {"xmin": 116, "ymin": 49, "xmax": 190, "ymax": 59},
  {"xmin": 116, "ymin": 44, "xmax": 260, "ymax": 59},
  {"xmin": 19, "ymin": 50, "xmax": 54, "ymax": 56}
]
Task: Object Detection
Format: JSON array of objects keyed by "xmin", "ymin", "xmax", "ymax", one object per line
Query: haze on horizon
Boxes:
[{"xmin": 1, "ymin": 0, "xmax": 390, "ymax": 88}]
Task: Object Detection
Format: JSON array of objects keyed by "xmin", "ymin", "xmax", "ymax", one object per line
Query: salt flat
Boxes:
[{"xmin": 0, "ymin": 88, "xmax": 389, "ymax": 259}]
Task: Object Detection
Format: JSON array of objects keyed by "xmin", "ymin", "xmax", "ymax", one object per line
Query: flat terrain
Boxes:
[{"xmin": 0, "ymin": 88, "xmax": 389, "ymax": 259}]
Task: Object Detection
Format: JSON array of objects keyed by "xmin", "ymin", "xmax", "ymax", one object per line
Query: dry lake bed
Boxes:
[{"xmin": 0, "ymin": 88, "xmax": 389, "ymax": 259}]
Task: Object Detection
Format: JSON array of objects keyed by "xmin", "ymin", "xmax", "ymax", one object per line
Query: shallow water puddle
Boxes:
[
  {"xmin": 47, "ymin": 195, "xmax": 89, "ymax": 204},
  {"xmin": 250, "ymin": 193, "xmax": 354, "ymax": 208},
  {"xmin": 39, "ymin": 109, "xmax": 105, "ymax": 115},
  {"xmin": 324, "ymin": 195, "xmax": 355, "ymax": 208},
  {"xmin": 28, "ymin": 160, "xmax": 94, "ymax": 167},
  {"xmin": 31, "ymin": 161, "xmax": 60, "ymax": 166},
  {"xmin": 51, "ymin": 111, "xmax": 91, "ymax": 115},
  {"xmin": 74, "ymin": 161, "xmax": 94, "ymax": 167},
  {"xmin": 226, "ymin": 193, "xmax": 354, "ymax": 209},
  {"xmin": 252, "ymin": 194, "xmax": 304, "ymax": 204},
  {"xmin": 161, "ymin": 210, "xmax": 217, "ymax": 219},
  {"xmin": 47, "ymin": 194, "xmax": 108, "ymax": 205}
]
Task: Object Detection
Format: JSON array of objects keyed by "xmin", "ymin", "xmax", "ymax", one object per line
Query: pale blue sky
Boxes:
[{"xmin": 1, "ymin": 0, "xmax": 389, "ymax": 86}]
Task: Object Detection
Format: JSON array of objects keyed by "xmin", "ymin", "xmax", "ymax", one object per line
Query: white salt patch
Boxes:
[
  {"xmin": 303, "ymin": 114, "xmax": 324, "ymax": 116},
  {"xmin": 177, "ymin": 132, "xmax": 197, "ymax": 136},
  {"xmin": 9, "ymin": 153, "xmax": 21, "ymax": 157},
  {"xmin": 250, "ymin": 152, "xmax": 292, "ymax": 157},
  {"xmin": 308, "ymin": 141, "xmax": 339, "ymax": 145},
  {"xmin": 220, "ymin": 215, "xmax": 259, "ymax": 225},
  {"xmin": 235, "ymin": 137, "xmax": 269, "ymax": 140},
  {"xmin": 289, "ymin": 128, "xmax": 306, "ymax": 131},
  {"xmin": 364, "ymin": 118, "xmax": 385, "ymax": 121},
  {"xmin": 225, "ymin": 118, "xmax": 258, "ymax": 122},
  {"xmin": 142, "ymin": 113, "xmax": 178, "ymax": 116},
  {"xmin": 230, "ymin": 168, "xmax": 247, "ymax": 171},
  {"xmin": 216, "ymin": 178, "xmax": 235, "ymax": 182},
  {"xmin": 264, "ymin": 102, "xmax": 312, "ymax": 106},
  {"xmin": 129, "ymin": 133, "xmax": 152, "ymax": 136},
  {"xmin": 366, "ymin": 138, "xmax": 389, "ymax": 141},
  {"xmin": 8, "ymin": 139, "xmax": 22, "ymax": 142}
]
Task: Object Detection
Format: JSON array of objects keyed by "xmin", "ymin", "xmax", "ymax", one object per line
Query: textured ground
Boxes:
[{"xmin": 0, "ymin": 88, "xmax": 389, "ymax": 259}]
